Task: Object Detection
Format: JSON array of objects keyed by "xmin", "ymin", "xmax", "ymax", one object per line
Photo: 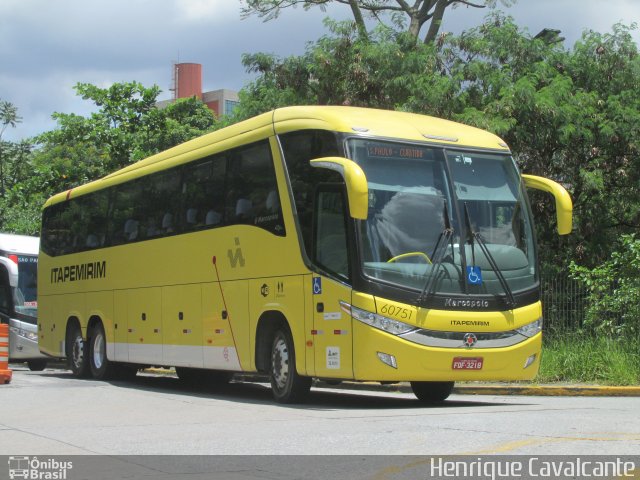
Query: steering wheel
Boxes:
[{"xmin": 386, "ymin": 252, "xmax": 432, "ymax": 265}]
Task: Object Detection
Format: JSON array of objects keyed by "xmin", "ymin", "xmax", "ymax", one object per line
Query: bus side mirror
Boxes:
[
  {"xmin": 0, "ymin": 258, "xmax": 19, "ymax": 287},
  {"xmin": 310, "ymin": 157, "xmax": 368, "ymax": 220},
  {"xmin": 522, "ymin": 174, "xmax": 573, "ymax": 235}
]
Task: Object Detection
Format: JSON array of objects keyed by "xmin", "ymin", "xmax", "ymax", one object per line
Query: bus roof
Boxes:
[
  {"xmin": 0, "ymin": 233, "xmax": 39, "ymax": 256},
  {"xmin": 44, "ymin": 106, "xmax": 509, "ymax": 208}
]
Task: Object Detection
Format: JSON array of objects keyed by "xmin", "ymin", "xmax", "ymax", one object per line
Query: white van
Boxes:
[{"xmin": 0, "ymin": 233, "xmax": 47, "ymax": 370}]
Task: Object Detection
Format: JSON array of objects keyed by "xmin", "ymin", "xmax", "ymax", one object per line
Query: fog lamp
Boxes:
[
  {"xmin": 377, "ymin": 352, "xmax": 397, "ymax": 369},
  {"xmin": 524, "ymin": 354, "xmax": 537, "ymax": 369}
]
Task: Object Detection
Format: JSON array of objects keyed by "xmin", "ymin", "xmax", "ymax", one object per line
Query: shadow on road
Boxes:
[{"xmin": 34, "ymin": 367, "xmax": 530, "ymax": 411}]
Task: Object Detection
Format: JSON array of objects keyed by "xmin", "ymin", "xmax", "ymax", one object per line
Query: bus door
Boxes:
[{"xmin": 308, "ymin": 186, "xmax": 354, "ymax": 379}]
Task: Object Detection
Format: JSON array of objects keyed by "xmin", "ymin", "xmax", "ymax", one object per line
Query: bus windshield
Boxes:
[
  {"xmin": 347, "ymin": 139, "xmax": 537, "ymax": 299},
  {"xmin": 15, "ymin": 255, "xmax": 38, "ymax": 319}
]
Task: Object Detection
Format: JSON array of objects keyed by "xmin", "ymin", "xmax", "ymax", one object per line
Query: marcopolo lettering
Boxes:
[
  {"xmin": 444, "ymin": 298, "xmax": 490, "ymax": 308},
  {"xmin": 50, "ymin": 261, "xmax": 106, "ymax": 284}
]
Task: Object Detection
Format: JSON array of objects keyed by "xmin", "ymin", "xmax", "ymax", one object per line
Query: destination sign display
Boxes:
[{"xmin": 366, "ymin": 144, "xmax": 428, "ymax": 160}]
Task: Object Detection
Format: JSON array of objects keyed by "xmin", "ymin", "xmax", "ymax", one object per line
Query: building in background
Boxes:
[{"xmin": 157, "ymin": 62, "xmax": 239, "ymax": 117}]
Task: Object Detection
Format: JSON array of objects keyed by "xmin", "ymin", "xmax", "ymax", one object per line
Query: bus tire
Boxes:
[
  {"xmin": 410, "ymin": 381, "xmax": 454, "ymax": 403},
  {"xmin": 27, "ymin": 359, "xmax": 47, "ymax": 372},
  {"xmin": 27, "ymin": 359, "xmax": 47, "ymax": 371},
  {"xmin": 67, "ymin": 323, "xmax": 90, "ymax": 378},
  {"xmin": 269, "ymin": 327, "xmax": 311, "ymax": 404},
  {"xmin": 89, "ymin": 322, "xmax": 116, "ymax": 380}
]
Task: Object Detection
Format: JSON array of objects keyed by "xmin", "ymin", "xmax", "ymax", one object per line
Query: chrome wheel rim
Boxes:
[
  {"xmin": 72, "ymin": 335, "xmax": 84, "ymax": 369},
  {"xmin": 93, "ymin": 331, "xmax": 105, "ymax": 370},
  {"xmin": 271, "ymin": 335, "xmax": 289, "ymax": 390}
]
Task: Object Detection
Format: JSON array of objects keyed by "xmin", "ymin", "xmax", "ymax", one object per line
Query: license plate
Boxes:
[{"xmin": 452, "ymin": 357, "xmax": 484, "ymax": 370}]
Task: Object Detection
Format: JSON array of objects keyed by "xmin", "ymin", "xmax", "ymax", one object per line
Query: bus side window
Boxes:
[
  {"xmin": 279, "ymin": 130, "xmax": 341, "ymax": 260},
  {"xmin": 226, "ymin": 141, "xmax": 284, "ymax": 235},
  {"xmin": 182, "ymin": 155, "xmax": 226, "ymax": 232},
  {"xmin": 314, "ymin": 187, "xmax": 350, "ymax": 280},
  {"xmin": 110, "ymin": 181, "xmax": 144, "ymax": 246},
  {"xmin": 144, "ymin": 170, "xmax": 181, "ymax": 238},
  {"xmin": 0, "ymin": 268, "xmax": 10, "ymax": 315}
]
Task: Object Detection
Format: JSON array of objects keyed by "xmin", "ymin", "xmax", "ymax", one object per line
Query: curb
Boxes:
[
  {"xmin": 453, "ymin": 385, "xmax": 640, "ymax": 397},
  {"xmin": 314, "ymin": 381, "xmax": 640, "ymax": 397}
]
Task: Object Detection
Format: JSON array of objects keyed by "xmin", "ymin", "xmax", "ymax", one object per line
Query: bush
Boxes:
[{"xmin": 570, "ymin": 234, "xmax": 640, "ymax": 335}]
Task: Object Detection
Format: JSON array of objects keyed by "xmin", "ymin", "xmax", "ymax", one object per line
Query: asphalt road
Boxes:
[{"xmin": 2, "ymin": 364, "xmax": 639, "ymax": 457}]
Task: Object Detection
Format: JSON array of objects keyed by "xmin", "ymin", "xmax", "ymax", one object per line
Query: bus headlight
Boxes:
[
  {"xmin": 340, "ymin": 301, "xmax": 416, "ymax": 335},
  {"xmin": 10, "ymin": 326, "xmax": 38, "ymax": 342},
  {"xmin": 515, "ymin": 317, "xmax": 543, "ymax": 338}
]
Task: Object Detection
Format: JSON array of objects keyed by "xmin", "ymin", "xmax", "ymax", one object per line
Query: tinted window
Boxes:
[
  {"xmin": 314, "ymin": 188, "xmax": 350, "ymax": 280},
  {"xmin": 142, "ymin": 170, "xmax": 182, "ymax": 238},
  {"xmin": 183, "ymin": 156, "xmax": 226, "ymax": 232},
  {"xmin": 41, "ymin": 139, "xmax": 284, "ymax": 256},
  {"xmin": 226, "ymin": 142, "xmax": 284, "ymax": 235},
  {"xmin": 279, "ymin": 130, "xmax": 341, "ymax": 258},
  {"xmin": 110, "ymin": 180, "xmax": 146, "ymax": 246}
]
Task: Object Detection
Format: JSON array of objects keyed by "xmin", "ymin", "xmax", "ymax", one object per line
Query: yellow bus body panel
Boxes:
[{"xmin": 38, "ymin": 106, "xmax": 547, "ymax": 386}]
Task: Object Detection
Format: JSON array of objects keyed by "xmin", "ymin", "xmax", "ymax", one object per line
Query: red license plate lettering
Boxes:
[{"xmin": 452, "ymin": 357, "xmax": 483, "ymax": 370}]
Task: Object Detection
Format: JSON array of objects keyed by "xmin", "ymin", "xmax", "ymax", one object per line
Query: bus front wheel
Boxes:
[
  {"xmin": 270, "ymin": 327, "xmax": 311, "ymax": 404},
  {"xmin": 410, "ymin": 381, "xmax": 454, "ymax": 403},
  {"xmin": 67, "ymin": 323, "xmax": 90, "ymax": 378}
]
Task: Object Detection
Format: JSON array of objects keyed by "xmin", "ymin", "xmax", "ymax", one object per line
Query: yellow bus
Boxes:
[{"xmin": 38, "ymin": 106, "xmax": 572, "ymax": 403}]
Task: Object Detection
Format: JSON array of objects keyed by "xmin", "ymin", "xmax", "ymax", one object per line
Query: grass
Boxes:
[{"xmin": 536, "ymin": 333, "xmax": 640, "ymax": 385}]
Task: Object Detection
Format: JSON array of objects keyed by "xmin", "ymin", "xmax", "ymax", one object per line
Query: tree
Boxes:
[
  {"xmin": 0, "ymin": 99, "xmax": 24, "ymax": 198},
  {"xmin": 235, "ymin": 14, "xmax": 640, "ymax": 277},
  {"xmin": 445, "ymin": 18, "xmax": 640, "ymax": 269},
  {"xmin": 41, "ymin": 82, "xmax": 163, "ymax": 172},
  {"xmin": 241, "ymin": 0, "xmax": 515, "ymax": 43},
  {"xmin": 0, "ymin": 82, "xmax": 219, "ymax": 235}
]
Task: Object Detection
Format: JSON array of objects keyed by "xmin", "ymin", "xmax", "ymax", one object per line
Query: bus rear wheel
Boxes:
[
  {"xmin": 89, "ymin": 323, "xmax": 116, "ymax": 380},
  {"xmin": 269, "ymin": 327, "xmax": 311, "ymax": 404},
  {"xmin": 67, "ymin": 323, "xmax": 90, "ymax": 378},
  {"xmin": 410, "ymin": 381, "xmax": 454, "ymax": 403}
]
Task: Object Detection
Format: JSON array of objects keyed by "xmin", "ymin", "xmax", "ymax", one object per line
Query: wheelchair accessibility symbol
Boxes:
[
  {"xmin": 466, "ymin": 266, "xmax": 483, "ymax": 285},
  {"xmin": 312, "ymin": 277, "xmax": 322, "ymax": 295}
]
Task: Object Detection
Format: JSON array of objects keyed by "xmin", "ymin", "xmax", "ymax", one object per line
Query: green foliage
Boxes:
[
  {"xmin": 41, "ymin": 81, "xmax": 163, "ymax": 171},
  {"xmin": 237, "ymin": 14, "xmax": 640, "ymax": 279},
  {"xmin": 0, "ymin": 84, "xmax": 218, "ymax": 236},
  {"xmin": 537, "ymin": 334, "xmax": 640, "ymax": 385},
  {"xmin": 570, "ymin": 234, "xmax": 640, "ymax": 335}
]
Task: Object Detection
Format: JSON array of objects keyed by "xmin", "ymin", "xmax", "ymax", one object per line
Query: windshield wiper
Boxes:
[
  {"xmin": 417, "ymin": 202, "xmax": 453, "ymax": 304},
  {"xmin": 463, "ymin": 202, "xmax": 516, "ymax": 309}
]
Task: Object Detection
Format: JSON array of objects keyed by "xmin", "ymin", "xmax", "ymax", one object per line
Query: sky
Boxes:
[{"xmin": 1, "ymin": 0, "xmax": 638, "ymax": 141}]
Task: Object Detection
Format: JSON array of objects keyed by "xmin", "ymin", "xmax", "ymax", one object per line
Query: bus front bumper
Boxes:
[
  {"xmin": 9, "ymin": 319, "xmax": 47, "ymax": 361},
  {"xmin": 352, "ymin": 322, "xmax": 542, "ymax": 382}
]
